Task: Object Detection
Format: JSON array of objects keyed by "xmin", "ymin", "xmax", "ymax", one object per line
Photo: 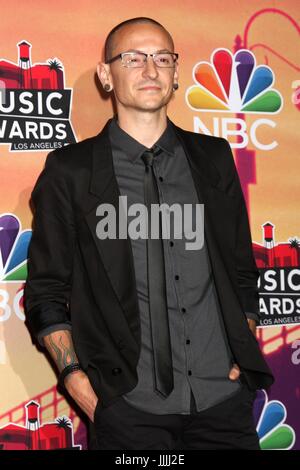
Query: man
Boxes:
[{"xmin": 24, "ymin": 17, "xmax": 274, "ymax": 450}]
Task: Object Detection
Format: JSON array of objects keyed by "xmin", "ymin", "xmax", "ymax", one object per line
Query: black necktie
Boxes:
[{"xmin": 141, "ymin": 145, "xmax": 174, "ymax": 398}]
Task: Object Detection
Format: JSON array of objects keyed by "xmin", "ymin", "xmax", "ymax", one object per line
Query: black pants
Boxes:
[{"xmin": 88, "ymin": 384, "xmax": 260, "ymax": 450}]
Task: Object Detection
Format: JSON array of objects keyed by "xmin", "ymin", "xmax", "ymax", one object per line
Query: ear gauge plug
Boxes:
[{"xmin": 104, "ymin": 83, "xmax": 112, "ymax": 91}]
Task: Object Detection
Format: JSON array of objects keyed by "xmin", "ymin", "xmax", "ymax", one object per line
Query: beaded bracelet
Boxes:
[{"xmin": 58, "ymin": 363, "xmax": 82, "ymax": 390}]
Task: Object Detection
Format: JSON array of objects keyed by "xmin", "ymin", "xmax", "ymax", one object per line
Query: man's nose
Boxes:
[{"xmin": 142, "ymin": 57, "xmax": 159, "ymax": 78}]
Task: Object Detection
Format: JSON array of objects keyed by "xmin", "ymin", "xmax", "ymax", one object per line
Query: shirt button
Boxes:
[
  {"xmin": 159, "ymin": 176, "xmax": 164, "ymax": 182},
  {"xmin": 186, "ymin": 339, "xmax": 190, "ymax": 344},
  {"xmin": 170, "ymin": 241, "xmax": 174, "ymax": 247},
  {"xmin": 188, "ymin": 370, "xmax": 192, "ymax": 376},
  {"xmin": 181, "ymin": 307, "xmax": 186, "ymax": 313},
  {"xmin": 175, "ymin": 275, "xmax": 179, "ymax": 280}
]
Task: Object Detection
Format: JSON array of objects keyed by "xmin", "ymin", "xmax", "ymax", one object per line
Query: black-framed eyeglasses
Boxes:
[{"xmin": 105, "ymin": 51, "xmax": 179, "ymax": 68}]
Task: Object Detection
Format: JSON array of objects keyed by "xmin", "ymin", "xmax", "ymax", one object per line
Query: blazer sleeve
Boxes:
[
  {"xmin": 222, "ymin": 139, "xmax": 261, "ymax": 319},
  {"xmin": 24, "ymin": 149, "xmax": 76, "ymax": 342}
]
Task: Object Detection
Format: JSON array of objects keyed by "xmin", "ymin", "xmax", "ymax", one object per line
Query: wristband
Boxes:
[{"xmin": 58, "ymin": 363, "xmax": 82, "ymax": 390}]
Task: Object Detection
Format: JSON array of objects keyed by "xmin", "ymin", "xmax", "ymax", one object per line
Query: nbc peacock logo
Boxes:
[
  {"xmin": 254, "ymin": 390, "xmax": 295, "ymax": 450},
  {"xmin": 0, "ymin": 214, "xmax": 31, "ymax": 282},
  {"xmin": 186, "ymin": 48, "xmax": 283, "ymax": 114}
]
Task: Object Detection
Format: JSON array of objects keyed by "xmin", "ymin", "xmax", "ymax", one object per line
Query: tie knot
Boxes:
[{"xmin": 141, "ymin": 146, "xmax": 162, "ymax": 169}]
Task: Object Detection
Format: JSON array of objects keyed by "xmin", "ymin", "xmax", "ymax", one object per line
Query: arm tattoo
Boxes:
[{"xmin": 48, "ymin": 333, "xmax": 78, "ymax": 372}]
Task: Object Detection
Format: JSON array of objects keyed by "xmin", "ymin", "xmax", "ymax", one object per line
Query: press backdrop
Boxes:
[{"xmin": 0, "ymin": 0, "xmax": 299, "ymax": 450}]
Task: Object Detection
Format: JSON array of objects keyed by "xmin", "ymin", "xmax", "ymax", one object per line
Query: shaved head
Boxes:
[{"xmin": 104, "ymin": 17, "xmax": 174, "ymax": 62}]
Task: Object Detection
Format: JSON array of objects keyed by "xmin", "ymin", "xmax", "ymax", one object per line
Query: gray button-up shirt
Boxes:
[{"xmin": 108, "ymin": 116, "xmax": 243, "ymax": 415}]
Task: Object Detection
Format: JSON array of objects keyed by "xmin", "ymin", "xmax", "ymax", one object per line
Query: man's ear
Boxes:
[{"xmin": 97, "ymin": 61, "xmax": 112, "ymax": 89}]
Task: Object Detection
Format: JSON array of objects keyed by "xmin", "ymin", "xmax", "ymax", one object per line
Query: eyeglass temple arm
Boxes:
[{"xmin": 105, "ymin": 54, "xmax": 122, "ymax": 64}]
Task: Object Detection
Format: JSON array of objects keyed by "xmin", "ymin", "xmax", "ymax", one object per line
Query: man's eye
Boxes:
[
  {"xmin": 128, "ymin": 56, "xmax": 141, "ymax": 63},
  {"xmin": 157, "ymin": 56, "xmax": 171, "ymax": 64}
]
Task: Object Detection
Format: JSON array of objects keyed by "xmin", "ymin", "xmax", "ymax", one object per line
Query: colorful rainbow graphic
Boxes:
[
  {"xmin": 0, "ymin": 214, "xmax": 31, "ymax": 281},
  {"xmin": 254, "ymin": 390, "xmax": 295, "ymax": 449},
  {"xmin": 186, "ymin": 48, "xmax": 283, "ymax": 114}
]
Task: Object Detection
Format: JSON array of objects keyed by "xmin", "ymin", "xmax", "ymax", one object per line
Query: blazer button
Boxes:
[
  {"xmin": 112, "ymin": 367, "xmax": 122, "ymax": 375},
  {"xmin": 117, "ymin": 339, "xmax": 124, "ymax": 350}
]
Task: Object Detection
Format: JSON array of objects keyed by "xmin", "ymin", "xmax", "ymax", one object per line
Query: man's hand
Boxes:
[
  {"xmin": 247, "ymin": 318, "xmax": 257, "ymax": 336},
  {"xmin": 228, "ymin": 318, "xmax": 257, "ymax": 381},
  {"xmin": 64, "ymin": 369, "xmax": 99, "ymax": 423}
]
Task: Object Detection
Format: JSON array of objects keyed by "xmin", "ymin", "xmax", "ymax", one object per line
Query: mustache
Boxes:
[{"xmin": 138, "ymin": 84, "xmax": 161, "ymax": 88}]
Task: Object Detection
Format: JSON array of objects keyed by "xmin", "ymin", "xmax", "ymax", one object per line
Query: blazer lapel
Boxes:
[
  {"xmin": 171, "ymin": 122, "xmax": 251, "ymax": 340},
  {"xmin": 171, "ymin": 122, "xmax": 221, "ymax": 197},
  {"xmin": 84, "ymin": 118, "xmax": 140, "ymax": 339}
]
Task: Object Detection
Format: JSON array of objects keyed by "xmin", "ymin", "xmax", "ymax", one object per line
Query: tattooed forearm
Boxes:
[{"xmin": 44, "ymin": 330, "xmax": 79, "ymax": 373}]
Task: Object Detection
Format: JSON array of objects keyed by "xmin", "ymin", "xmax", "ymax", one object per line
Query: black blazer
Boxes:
[{"xmin": 24, "ymin": 117, "xmax": 275, "ymax": 406}]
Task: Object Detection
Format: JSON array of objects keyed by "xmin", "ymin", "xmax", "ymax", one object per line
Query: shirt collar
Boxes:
[{"xmin": 108, "ymin": 115, "xmax": 177, "ymax": 164}]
